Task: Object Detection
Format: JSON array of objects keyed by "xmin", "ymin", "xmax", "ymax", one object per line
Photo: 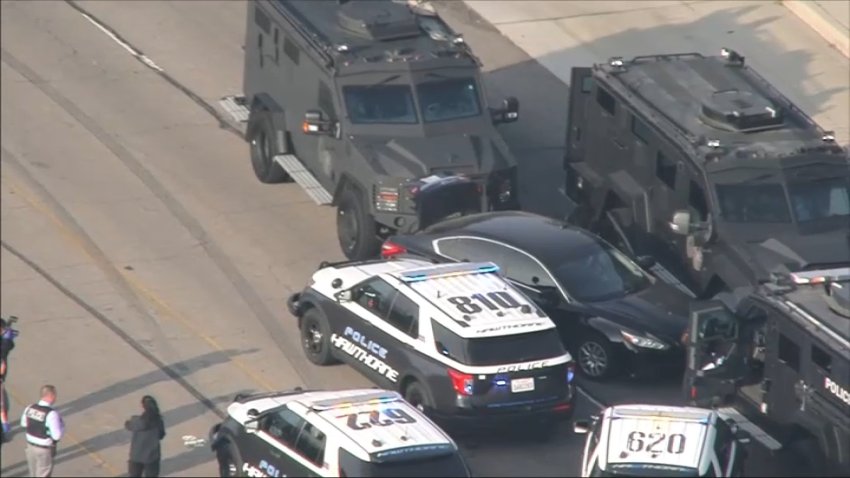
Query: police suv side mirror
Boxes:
[
  {"xmin": 670, "ymin": 210, "xmax": 692, "ymax": 235},
  {"xmin": 492, "ymin": 96, "xmax": 519, "ymax": 124},
  {"xmin": 303, "ymin": 110, "xmax": 334, "ymax": 136},
  {"xmin": 335, "ymin": 289, "xmax": 353, "ymax": 303},
  {"xmin": 573, "ymin": 420, "xmax": 591, "ymax": 434}
]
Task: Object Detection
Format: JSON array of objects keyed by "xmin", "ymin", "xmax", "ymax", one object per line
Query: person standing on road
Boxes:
[
  {"xmin": 1, "ymin": 317, "xmax": 18, "ymax": 437},
  {"xmin": 20, "ymin": 384, "xmax": 64, "ymax": 477},
  {"xmin": 126, "ymin": 395, "xmax": 166, "ymax": 477}
]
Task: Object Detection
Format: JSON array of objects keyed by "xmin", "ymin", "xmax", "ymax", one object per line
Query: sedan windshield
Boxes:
[
  {"xmin": 343, "ymin": 83, "xmax": 418, "ymax": 124},
  {"xmin": 416, "ymin": 76, "xmax": 482, "ymax": 123},
  {"xmin": 552, "ymin": 240, "xmax": 650, "ymax": 303}
]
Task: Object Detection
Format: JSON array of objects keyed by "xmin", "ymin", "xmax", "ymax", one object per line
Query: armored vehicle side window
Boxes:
[
  {"xmin": 319, "ymin": 81, "xmax": 336, "ymax": 118},
  {"xmin": 294, "ymin": 422, "xmax": 326, "ymax": 466},
  {"xmin": 343, "ymin": 84, "xmax": 417, "ymax": 124},
  {"xmin": 596, "ymin": 87, "xmax": 616, "ymax": 116},
  {"xmin": 354, "ymin": 278, "xmax": 399, "ymax": 321},
  {"xmin": 656, "ymin": 151, "xmax": 677, "ymax": 189},
  {"xmin": 788, "ymin": 177, "xmax": 850, "ymax": 222},
  {"xmin": 689, "ymin": 180, "xmax": 709, "ymax": 221},
  {"xmin": 716, "ymin": 184, "xmax": 791, "ymax": 223},
  {"xmin": 416, "ymin": 77, "xmax": 482, "ymax": 123},
  {"xmin": 811, "ymin": 345, "xmax": 832, "ymax": 373},
  {"xmin": 778, "ymin": 333, "xmax": 801, "ymax": 371},
  {"xmin": 386, "ymin": 292, "xmax": 419, "ymax": 338},
  {"xmin": 283, "ymin": 35, "xmax": 300, "ymax": 65},
  {"xmin": 262, "ymin": 407, "xmax": 305, "ymax": 448},
  {"xmin": 631, "ymin": 115, "xmax": 652, "ymax": 144}
]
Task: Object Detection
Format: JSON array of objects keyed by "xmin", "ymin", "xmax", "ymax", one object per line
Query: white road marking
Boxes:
[
  {"xmin": 181, "ymin": 434, "xmax": 207, "ymax": 448},
  {"xmin": 78, "ymin": 11, "xmax": 164, "ymax": 72}
]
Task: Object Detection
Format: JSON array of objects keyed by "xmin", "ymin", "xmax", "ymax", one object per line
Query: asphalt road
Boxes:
[{"xmin": 0, "ymin": 1, "xmax": 845, "ymax": 477}]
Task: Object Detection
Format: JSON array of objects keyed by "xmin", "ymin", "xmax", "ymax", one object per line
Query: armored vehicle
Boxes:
[
  {"xmin": 562, "ymin": 49, "xmax": 850, "ymax": 300},
  {"xmin": 685, "ymin": 266, "xmax": 850, "ymax": 475},
  {"xmin": 242, "ymin": 0, "xmax": 521, "ymax": 260}
]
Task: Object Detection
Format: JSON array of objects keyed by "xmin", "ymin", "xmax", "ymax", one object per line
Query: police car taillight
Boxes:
[
  {"xmin": 448, "ymin": 368, "xmax": 474, "ymax": 396},
  {"xmin": 381, "ymin": 240, "xmax": 407, "ymax": 259}
]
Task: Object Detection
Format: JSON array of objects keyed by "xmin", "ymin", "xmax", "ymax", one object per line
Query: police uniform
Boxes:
[{"xmin": 21, "ymin": 400, "xmax": 64, "ymax": 477}]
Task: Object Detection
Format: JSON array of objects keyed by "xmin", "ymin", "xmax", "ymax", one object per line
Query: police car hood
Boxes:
[
  {"xmin": 349, "ymin": 134, "xmax": 515, "ymax": 178},
  {"xmin": 733, "ymin": 228, "xmax": 850, "ymax": 278}
]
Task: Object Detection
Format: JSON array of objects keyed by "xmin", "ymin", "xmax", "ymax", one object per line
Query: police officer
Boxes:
[{"xmin": 20, "ymin": 385, "xmax": 64, "ymax": 477}]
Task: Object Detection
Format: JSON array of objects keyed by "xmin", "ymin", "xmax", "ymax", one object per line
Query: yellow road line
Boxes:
[
  {"xmin": 5, "ymin": 387, "xmax": 120, "ymax": 476},
  {"xmin": 2, "ymin": 176, "xmax": 277, "ymax": 391}
]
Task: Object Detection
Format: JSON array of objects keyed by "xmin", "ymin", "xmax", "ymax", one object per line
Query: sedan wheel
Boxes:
[{"xmin": 577, "ymin": 336, "xmax": 619, "ymax": 380}]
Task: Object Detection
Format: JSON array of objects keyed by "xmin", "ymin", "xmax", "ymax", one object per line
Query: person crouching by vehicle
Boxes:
[
  {"xmin": 209, "ymin": 423, "xmax": 232, "ymax": 477},
  {"xmin": 1, "ymin": 317, "xmax": 19, "ymax": 438},
  {"xmin": 125, "ymin": 395, "xmax": 166, "ymax": 477}
]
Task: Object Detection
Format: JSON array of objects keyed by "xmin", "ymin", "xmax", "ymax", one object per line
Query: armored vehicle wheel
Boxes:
[
  {"xmin": 249, "ymin": 117, "xmax": 290, "ymax": 184},
  {"xmin": 337, "ymin": 187, "xmax": 381, "ymax": 260},
  {"xmin": 300, "ymin": 308, "xmax": 337, "ymax": 366}
]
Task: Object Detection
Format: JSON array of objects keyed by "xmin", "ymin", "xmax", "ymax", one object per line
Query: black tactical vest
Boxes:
[{"xmin": 25, "ymin": 403, "xmax": 52, "ymax": 441}]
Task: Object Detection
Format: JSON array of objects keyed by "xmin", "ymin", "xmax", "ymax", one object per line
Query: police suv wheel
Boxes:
[
  {"xmin": 300, "ymin": 309, "xmax": 337, "ymax": 366},
  {"xmin": 337, "ymin": 187, "xmax": 380, "ymax": 260},
  {"xmin": 577, "ymin": 334, "xmax": 619, "ymax": 380},
  {"xmin": 249, "ymin": 117, "xmax": 290, "ymax": 184},
  {"xmin": 403, "ymin": 380, "xmax": 432, "ymax": 414}
]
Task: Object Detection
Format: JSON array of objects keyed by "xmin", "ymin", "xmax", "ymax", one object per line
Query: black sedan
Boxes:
[{"xmin": 382, "ymin": 211, "xmax": 692, "ymax": 381}]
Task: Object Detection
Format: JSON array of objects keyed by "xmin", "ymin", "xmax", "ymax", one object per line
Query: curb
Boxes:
[{"xmin": 782, "ymin": 0, "xmax": 850, "ymax": 58}]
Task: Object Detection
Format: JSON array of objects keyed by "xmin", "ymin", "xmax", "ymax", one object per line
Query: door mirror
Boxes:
[
  {"xmin": 573, "ymin": 420, "xmax": 591, "ymax": 434},
  {"xmin": 492, "ymin": 96, "xmax": 519, "ymax": 124},
  {"xmin": 670, "ymin": 210, "xmax": 691, "ymax": 235},
  {"xmin": 302, "ymin": 110, "xmax": 334, "ymax": 136},
  {"xmin": 335, "ymin": 290, "xmax": 353, "ymax": 303},
  {"xmin": 635, "ymin": 255, "xmax": 656, "ymax": 269}
]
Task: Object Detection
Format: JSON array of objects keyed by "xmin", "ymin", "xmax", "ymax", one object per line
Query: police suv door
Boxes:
[{"xmin": 684, "ymin": 301, "xmax": 747, "ymax": 406}]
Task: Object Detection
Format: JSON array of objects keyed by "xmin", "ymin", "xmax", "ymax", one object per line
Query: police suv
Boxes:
[
  {"xmin": 573, "ymin": 405, "xmax": 752, "ymax": 477},
  {"xmin": 288, "ymin": 259, "xmax": 577, "ymax": 433},
  {"xmin": 213, "ymin": 388, "xmax": 471, "ymax": 477}
]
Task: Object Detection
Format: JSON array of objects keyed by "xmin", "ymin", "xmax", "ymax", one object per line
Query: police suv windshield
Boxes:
[
  {"xmin": 416, "ymin": 76, "xmax": 482, "ymax": 123},
  {"xmin": 552, "ymin": 240, "xmax": 651, "ymax": 303},
  {"xmin": 432, "ymin": 322, "xmax": 565, "ymax": 366},
  {"xmin": 716, "ymin": 178, "xmax": 850, "ymax": 224},
  {"xmin": 338, "ymin": 448, "xmax": 469, "ymax": 477}
]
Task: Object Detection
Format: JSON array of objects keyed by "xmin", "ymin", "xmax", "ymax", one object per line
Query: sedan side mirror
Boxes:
[
  {"xmin": 670, "ymin": 210, "xmax": 692, "ymax": 235},
  {"xmin": 573, "ymin": 420, "xmax": 591, "ymax": 434},
  {"xmin": 303, "ymin": 110, "xmax": 334, "ymax": 136},
  {"xmin": 635, "ymin": 255, "xmax": 656, "ymax": 269},
  {"xmin": 492, "ymin": 96, "xmax": 519, "ymax": 124}
]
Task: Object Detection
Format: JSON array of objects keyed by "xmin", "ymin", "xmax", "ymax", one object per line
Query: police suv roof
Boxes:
[
  {"xmin": 313, "ymin": 257, "xmax": 557, "ymax": 339},
  {"xmin": 271, "ymin": 0, "xmax": 475, "ymax": 74},
  {"xmin": 229, "ymin": 389, "xmax": 455, "ymax": 463},
  {"xmin": 601, "ymin": 404, "xmax": 715, "ymax": 472},
  {"xmin": 592, "ymin": 51, "xmax": 845, "ymax": 164}
]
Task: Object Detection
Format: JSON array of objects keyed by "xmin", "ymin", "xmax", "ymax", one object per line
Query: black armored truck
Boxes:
[
  {"xmin": 242, "ymin": 0, "xmax": 522, "ymax": 260},
  {"xmin": 562, "ymin": 49, "xmax": 850, "ymax": 300},
  {"xmin": 685, "ymin": 266, "xmax": 850, "ymax": 475}
]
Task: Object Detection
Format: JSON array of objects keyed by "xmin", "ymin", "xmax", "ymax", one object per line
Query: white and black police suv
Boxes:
[
  {"xmin": 288, "ymin": 258, "xmax": 577, "ymax": 434},
  {"xmin": 573, "ymin": 404, "xmax": 752, "ymax": 477},
  {"xmin": 213, "ymin": 388, "xmax": 471, "ymax": 477}
]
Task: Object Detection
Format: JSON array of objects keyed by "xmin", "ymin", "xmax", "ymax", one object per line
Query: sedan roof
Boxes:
[{"xmin": 422, "ymin": 211, "xmax": 604, "ymax": 265}]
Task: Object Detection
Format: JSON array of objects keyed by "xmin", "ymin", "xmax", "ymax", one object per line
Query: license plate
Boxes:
[{"xmin": 511, "ymin": 377, "xmax": 535, "ymax": 393}]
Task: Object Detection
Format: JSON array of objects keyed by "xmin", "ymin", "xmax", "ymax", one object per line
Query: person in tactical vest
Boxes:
[{"xmin": 20, "ymin": 384, "xmax": 64, "ymax": 477}]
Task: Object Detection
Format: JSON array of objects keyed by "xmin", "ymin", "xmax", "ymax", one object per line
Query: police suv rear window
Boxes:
[
  {"xmin": 432, "ymin": 321, "xmax": 565, "ymax": 367},
  {"xmin": 338, "ymin": 448, "xmax": 468, "ymax": 478}
]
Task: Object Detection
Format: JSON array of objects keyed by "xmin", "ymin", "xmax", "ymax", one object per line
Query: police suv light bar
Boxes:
[
  {"xmin": 309, "ymin": 390, "xmax": 400, "ymax": 411},
  {"xmin": 789, "ymin": 267, "xmax": 850, "ymax": 285},
  {"xmin": 399, "ymin": 262, "xmax": 500, "ymax": 282}
]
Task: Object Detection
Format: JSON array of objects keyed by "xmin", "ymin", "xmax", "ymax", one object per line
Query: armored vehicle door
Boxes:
[
  {"xmin": 762, "ymin": 319, "xmax": 806, "ymax": 420},
  {"xmin": 684, "ymin": 301, "xmax": 747, "ymax": 407},
  {"xmin": 565, "ymin": 67, "xmax": 593, "ymax": 167}
]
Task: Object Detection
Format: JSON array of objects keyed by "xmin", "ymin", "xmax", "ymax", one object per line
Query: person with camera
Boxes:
[{"xmin": 0, "ymin": 316, "xmax": 19, "ymax": 439}]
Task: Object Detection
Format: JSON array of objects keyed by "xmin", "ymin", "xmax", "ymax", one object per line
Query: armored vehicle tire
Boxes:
[
  {"xmin": 249, "ymin": 116, "xmax": 290, "ymax": 184},
  {"xmin": 337, "ymin": 187, "xmax": 381, "ymax": 260},
  {"xmin": 576, "ymin": 333, "xmax": 620, "ymax": 381},
  {"xmin": 403, "ymin": 380, "xmax": 433, "ymax": 414},
  {"xmin": 300, "ymin": 308, "xmax": 337, "ymax": 366}
]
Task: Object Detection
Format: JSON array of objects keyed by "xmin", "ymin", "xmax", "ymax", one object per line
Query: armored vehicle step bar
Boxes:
[
  {"xmin": 218, "ymin": 95, "xmax": 250, "ymax": 123},
  {"xmin": 274, "ymin": 154, "xmax": 334, "ymax": 205}
]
